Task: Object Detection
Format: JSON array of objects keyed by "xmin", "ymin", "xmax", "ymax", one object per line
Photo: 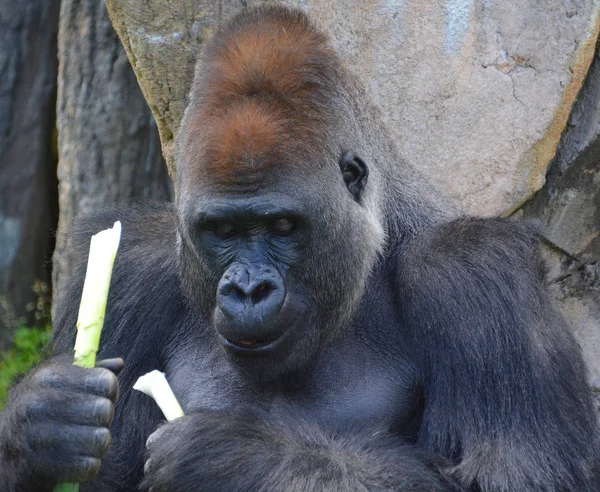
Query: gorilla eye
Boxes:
[
  {"xmin": 269, "ymin": 218, "xmax": 296, "ymax": 237},
  {"xmin": 214, "ymin": 222, "xmax": 238, "ymax": 239}
]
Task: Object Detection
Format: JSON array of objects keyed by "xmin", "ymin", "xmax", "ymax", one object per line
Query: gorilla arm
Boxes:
[
  {"xmin": 142, "ymin": 406, "xmax": 460, "ymax": 492},
  {"xmin": 397, "ymin": 217, "xmax": 600, "ymax": 491}
]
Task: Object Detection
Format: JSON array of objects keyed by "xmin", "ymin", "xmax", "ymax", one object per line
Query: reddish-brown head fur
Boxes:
[{"xmin": 182, "ymin": 7, "xmax": 343, "ymax": 188}]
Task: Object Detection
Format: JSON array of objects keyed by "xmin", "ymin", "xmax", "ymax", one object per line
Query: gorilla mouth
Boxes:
[
  {"xmin": 229, "ymin": 338, "xmax": 271, "ymax": 348},
  {"xmin": 224, "ymin": 333, "xmax": 281, "ymax": 351}
]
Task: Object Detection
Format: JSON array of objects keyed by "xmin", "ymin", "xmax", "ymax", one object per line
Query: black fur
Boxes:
[
  {"xmin": 1, "ymin": 6, "xmax": 599, "ymax": 492},
  {"xmin": 0, "ymin": 205, "xmax": 597, "ymax": 491},
  {"xmin": 142, "ymin": 407, "xmax": 459, "ymax": 492},
  {"xmin": 399, "ymin": 218, "xmax": 600, "ymax": 490}
]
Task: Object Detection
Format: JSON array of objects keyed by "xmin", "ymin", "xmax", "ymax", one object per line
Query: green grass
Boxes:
[{"xmin": 0, "ymin": 325, "xmax": 52, "ymax": 409}]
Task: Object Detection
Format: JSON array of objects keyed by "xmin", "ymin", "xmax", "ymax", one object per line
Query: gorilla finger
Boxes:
[
  {"xmin": 28, "ymin": 423, "xmax": 112, "ymax": 459},
  {"xmin": 35, "ymin": 364, "xmax": 119, "ymax": 400},
  {"xmin": 63, "ymin": 396, "xmax": 115, "ymax": 427},
  {"xmin": 146, "ymin": 425, "xmax": 170, "ymax": 450},
  {"xmin": 96, "ymin": 357, "xmax": 125, "ymax": 376},
  {"xmin": 40, "ymin": 456, "xmax": 102, "ymax": 483},
  {"xmin": 75, "ymin": 456, "xmax": 102, "ymax": 482},
  {"xmin": 85, "ymin": 368, "xmax": 119, "ymax": 401},
  {"xmin": 25, "ymin": 392, "xmax": 114, "ymax": 427}
]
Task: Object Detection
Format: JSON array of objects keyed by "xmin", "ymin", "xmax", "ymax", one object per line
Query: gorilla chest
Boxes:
[
  {"xmin": 296, "ymin": 354, "xmax": 421, "ymax": 435},
  {"xmin": 166, "ymin": 339, "xmax": 421, "ymax": 438}
]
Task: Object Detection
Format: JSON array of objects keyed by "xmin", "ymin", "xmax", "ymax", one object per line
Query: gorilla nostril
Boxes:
[
  {"xmin": 251, "ymin": 282, "xmax": 274, "ymax": 304},
  {"xmin": 221, "ymin": 283, "xmax": 246, "ymax": 302}
]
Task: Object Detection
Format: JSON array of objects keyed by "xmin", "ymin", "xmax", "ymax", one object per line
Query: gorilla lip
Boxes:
[
  {"xmin": 218, "ymin": 316, "xmax": 298, "ymax": 356},
  {"xmin": 220, "ymin": 333, "xmax": 283, "ymax": 354},
  {"xmin": 236, "ymin": 338, "xmax": 270, "ymax": 347}
]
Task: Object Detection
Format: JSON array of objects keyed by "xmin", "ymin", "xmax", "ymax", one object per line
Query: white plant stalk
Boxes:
[
  {"xmin": 73, "ymin": 221, "xmax": 122, "ymax": 368},
  {"xmin": 134, "ymin": 370, "xmax": 184, "ymax": 421}
]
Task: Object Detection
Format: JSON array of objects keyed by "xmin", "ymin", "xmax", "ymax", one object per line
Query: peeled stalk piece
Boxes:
[
  {"xmin": 134, "ymin": 370, "xmax": 184, "ymax": 421},
  {"xmin": 73, "ymin": 221, "xmax": 122, "ymax": 367},
  {"xmin": 54, "ymin": 221, "xmax": 122, "ymax": 492}
]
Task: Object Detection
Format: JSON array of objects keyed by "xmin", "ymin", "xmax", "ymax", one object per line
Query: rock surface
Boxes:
[
  {"xmin": 104, "ymin": 0, "xmax": 217, "ymax": 183},
  {"xmin": 525, "ymin": 45, "xmax": 600, "ymax": 264},
  {"xmin": 541, "ymin": 246, "xmax": 600, "ymax": 413}
]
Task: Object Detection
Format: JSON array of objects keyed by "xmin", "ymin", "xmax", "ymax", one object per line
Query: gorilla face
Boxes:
[
  {"xmin": 177, "ymin": 153, "xmax": 378, "ymax": 381},
  {"xmin": 190, "ymin": 191, "xmax": 317, "ymax": 377}
]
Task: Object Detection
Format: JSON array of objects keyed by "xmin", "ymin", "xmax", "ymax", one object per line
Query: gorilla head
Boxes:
[{"xmin": 175, "ymin": 8, "xmax": 388, "ymax": 380}]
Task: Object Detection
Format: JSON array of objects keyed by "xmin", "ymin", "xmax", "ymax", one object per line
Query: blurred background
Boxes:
[{"xmin": 0, "ymin": 0, "xmax": 598, "ymax": 412}]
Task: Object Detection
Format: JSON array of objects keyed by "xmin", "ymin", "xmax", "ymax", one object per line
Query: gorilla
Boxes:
[{"xmin": 1, "ymin": 6, "xmax": 599, "ymax": 492}]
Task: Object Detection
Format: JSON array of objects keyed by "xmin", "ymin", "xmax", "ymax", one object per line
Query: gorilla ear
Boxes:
[{"xmin": 339, "ymin": 151, "xmax": 368, "ymax": 202}]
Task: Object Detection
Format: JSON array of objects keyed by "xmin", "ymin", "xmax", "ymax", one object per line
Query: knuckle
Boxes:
[
  {"xmin": 146, "ymin": 429, "xmax": 163, "ymax": 450},
  {"xmin": 25, "ymin": 422, "xmax": 49, "ymax": 447},
  {"xmin": 154, "ymin": 424, "xmax": 170, "ymax": 441},
  {"xmin": 34, "ymin": 366, "xmax": 60, "ymax": 386},
  {"xmin": 23, "ymin": 393, "xmax": 48, "ymax": 419}
]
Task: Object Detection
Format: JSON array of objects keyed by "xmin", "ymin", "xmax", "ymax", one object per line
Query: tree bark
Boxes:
[
  {"xmin": 0, "ymin": 0, "xmax": 61, "ymax": 351},
  {"xmin": 53, "ymin": 0, "xmax": 173, "ymax": 303}
]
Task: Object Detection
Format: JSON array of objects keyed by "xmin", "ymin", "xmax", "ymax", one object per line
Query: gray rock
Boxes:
[
  {"xmin": 525, "ymin": 44, "xmax": 600, "ymax": 264},
  {"xmin": 527, "ymin": 134, "xmax": 599, "ymax": 263},
  {"xmin": 541, "ymin": 246, "xmax": 600, "ymax": 414}
]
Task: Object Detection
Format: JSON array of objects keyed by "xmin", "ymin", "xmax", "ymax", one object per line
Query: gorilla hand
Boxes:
[
  {"xmin": 0, "ymin": 356, "xmax": 123, "ymax": 490},
  {"xmin": 142, "ymin": 410, "xmax": 310, "ymax": 492},
  {"xmin": 142, "ymin": 409, "xmax": 459, "ymax": 492}
]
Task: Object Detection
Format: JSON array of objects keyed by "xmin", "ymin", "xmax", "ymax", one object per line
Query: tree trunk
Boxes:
[
  {"xmin": 53, "ymin": 0, "xmax": 173, "ymax": 304},
  {"xmin": 0, "ymin": 0, "xmax": 61, "ymax": 351}
]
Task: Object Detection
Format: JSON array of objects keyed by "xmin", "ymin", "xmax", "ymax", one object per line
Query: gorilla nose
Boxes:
[
  {"xmin": 220, "ymin": 278, "xmax": 277, "ymax": 306},
  {"xmin": 216, "ymin": 264, "xmax": 286, "ymax": 343}
]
